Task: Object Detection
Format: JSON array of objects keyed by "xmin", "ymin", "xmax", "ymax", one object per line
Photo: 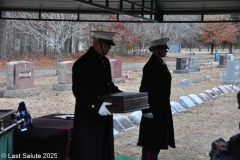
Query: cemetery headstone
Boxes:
[
  {"xmin": 4, "ymin": 61, "xmax": 40, "ymax": 98},
  {"xmin": 188, "ymin": 57, "xmax": 199, "ymax": 72},
  {"xmin": 170, "ymin": 101, "xmax": 186, "ymax": 112},
  {"xmin": 212, "ymin": 87, "xmax": 224, "ymax": 96},
  {"xmin": 228, "ymin": 84, "xmax": 240, "ymax": 91},
  {"xmin": 178, "ymin": 96, "xmax": 195, "ymax": 108},
  {"xmin": 224, "ymin": 85, "xmax": 235, "ymax": 92},
  {"xmin": 178, "ymin": 79, "xmax": 189, "ymax": 86},
  {"xmin": 223, "ymin": 60, "xmax": 240, "ymax": 84},
  {"xmin": 199, "ymin": 93, "xmax": 211, "ymax": 101},
  {"xmin": 113, "ymin": 115, "xmax": 135, "ymax": 131},
  {"xmin": 217, "ymin": 54, "xmax": 227, "ymax": 68},
  {"xmin": 173, "ymin": 57, "xmax": 189, "ymax": 74},
  {"xmin": 192, "ymin": 77, "xmax": 202, "ymax": 83},
  {"xmin": 188, "ymin": 94, "xmax": 203, "ymax": 104},
  {"xmin": 110, "ymin": 59, "xmax": 125, "ymax": 83},
  {"xmin": 218, "ymin": 85, "xmax": 230, "ymax": 94},
  {"xmin": 53, "ymin": 61, "xmax": 74, "ymax": 91},
  {"xmin": 171, "ymin": 107, "xmax": 177, "ymax": 115},
  {"xmin": 203, "ymin": 76, "xmax": 210, "ymax": 81},
  {"xmin": 129, "ymin": 111, "xmax": 142, "ymax": 125},
  {"xmin": 205, "ymin": 90, "xmax": 218, "ymax": 99},
  {"xmin": 113, "ymin": 128, "xmax": 119, "ymax": 136}
]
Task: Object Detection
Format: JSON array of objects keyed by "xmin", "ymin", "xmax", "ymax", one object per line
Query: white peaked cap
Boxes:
[
  {"xmin": 91, "ymin": 31, "xmax": 116, "ymax": 40},
  {"xmin": 151, "ymin": 38, "xmax": 169, "ymax": 48}
]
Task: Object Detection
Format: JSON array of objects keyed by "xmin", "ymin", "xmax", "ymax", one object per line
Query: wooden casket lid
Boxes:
[{"xmin": 98, "ymin": 92, "xmax": 149, "ymax": 113}]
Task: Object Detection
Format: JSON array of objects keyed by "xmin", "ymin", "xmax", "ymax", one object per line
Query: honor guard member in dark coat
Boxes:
[
  {"xmin": 137, "ymin": 38, "xmax": 176, "ymax": 160},
  {"xmin": 70, "ymin": 31, "xmax": 122, "ymax": 160}
]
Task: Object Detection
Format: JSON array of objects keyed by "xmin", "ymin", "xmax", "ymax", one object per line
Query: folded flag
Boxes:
[{"xmin": 16, "ymin": 101, "xmax": 33, "ymax": 130}]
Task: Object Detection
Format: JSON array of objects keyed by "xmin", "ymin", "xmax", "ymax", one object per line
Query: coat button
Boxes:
[{"xmin": 92, "ymin": 105, "xmax": 94, "ymax": 108}]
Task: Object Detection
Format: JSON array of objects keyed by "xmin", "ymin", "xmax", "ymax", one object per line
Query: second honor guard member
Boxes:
[
  {"xmin": 137, "ymin": 38, "xmax": 176, "ymax": 160},
  {"xmin": 70, "ymin": 31, "xmax": 122, "ymax": 160}
]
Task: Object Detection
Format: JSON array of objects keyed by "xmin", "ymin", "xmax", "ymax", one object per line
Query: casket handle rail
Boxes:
[{"xmin": 0, "ymin": 118, "xmax": 24, "ymax": 136}]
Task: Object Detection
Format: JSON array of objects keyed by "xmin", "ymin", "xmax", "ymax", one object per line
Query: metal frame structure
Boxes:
[{"xmin": 0, "ymin": 0, "xmax": 240, "ymax": 23}]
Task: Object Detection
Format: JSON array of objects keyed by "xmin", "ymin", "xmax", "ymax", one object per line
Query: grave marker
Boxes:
[
  {"xmin": 199, "ymin": 93, "xmax": 211, "ymax": 101},
  {"xmin": 173, "ymin": 57, "xmax": 189, "ymax": 74},
  {"xmin": 178, "ymin": 79, "xmax": 189, "ymax": 86},
  {"xmin": 192, "ymin": 77, "xmax": 202, "ymax": 83},
  {"xmin": 212, "ymin": 87, "xmax": 224, "ymax": 96},
  {"xmin": 113, "ymin": 115, "xmax": 135, "ymax": 131},
  {"xmin": 217, "ymin": 54, "xmax": 227, "ymax": 68},
  {"xmin": 205, "ymin": 90, "xmax": 218, "ymax": 99},
  {"xmin": 129, "ymin": 111, "xmax": 142, "ymax": 125},
  {"xmin": 170, "ymin": 101, "xmax": 186, "ymax": 112},
  {"xmin": 228, "ymin": 85, "xmax": 240, "ymax": 91},
  {"xmin": 4, "ymin": 61, "xmax": 40, "ymax": 98},
  {"xmin": 188, "ymin": 57, "xmax": 199, "ymax": 72},
  {"xmin": 110, "ymin": 59, "xmax": 125, "ymax": 83},
  {"xmin": 223, "ymin": 60, "xmax": 240, "ymax": 84},
  {"xmin": 171, "ymin": 107, "xmax": 177, "ymax": 115},
  {"xmin": 53, "ymin": 61, "xmax": 74, "ymax": 91},
  {"xmin": 178, "ymin": 96, "xmax": 195, "ymax": 108},
  {"xmin": 218, "ymin": 86, "xmax": 230, "ymax": 94},
  {"xmin": 224, "ymin": 85, "xmax": 235, "ymax": 92},
  {"xmin": 188, "ymin": 94, "xmax": 203, "ymax": 104}
]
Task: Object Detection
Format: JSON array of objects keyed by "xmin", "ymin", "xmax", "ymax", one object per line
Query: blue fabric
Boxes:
[{"xmin": 16, "ymin": 101, "xmax": 33, "ymax": 129}]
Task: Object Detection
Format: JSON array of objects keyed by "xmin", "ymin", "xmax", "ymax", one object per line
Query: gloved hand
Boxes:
[
  {"xmin": 142, "ymin": 112, "xmax": 153, "ymax": 118},
  {"xmin": 98, "ymin": 102, "xmax": 112, "ymax": 116}
]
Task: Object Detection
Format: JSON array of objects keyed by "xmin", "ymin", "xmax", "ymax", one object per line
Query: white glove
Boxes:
[
  {"xmin": 98, "ymin": 102, "xmax": 112, "ymax": 116},
  {"xmin": 142, "ymin": 112, "xmax": 153, "ymax": 118}
]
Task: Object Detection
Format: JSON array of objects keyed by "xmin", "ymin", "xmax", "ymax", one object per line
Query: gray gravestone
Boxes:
[
  {"xmin": 205, "ymin": 90, "xmax": 218, "ymax": 99},
  {"xmin": 113, "ymin": 128, "xmax": 119, "ymax": 135},
  {"xmin": 173, "ymin": 57, "xmax": 189, "ymax": 74},
  {"xmin": 217, "ymin": 54, "xmax": 227, "ymax": 68},
  {"xmin": 212, "ymin": 87, "xmax": 224, "ymax": 96},
  {"xmin": 170, "ymin": 101, "xmax": 186, "ymax": 112},
  {"xmin": 192, "ymin": 77, "xmax": 202, "ymax": 83},
  {"xmin": 203, "ymin": 76, "xmax": 210, "ymax": 81},
  {"xmin": 178, "ymin": 79, "xmax": 189, "ymax": 86},
  {"xmin": 199, "ymin": 93, "xmax": 211, "ymax": 101},
  {"xmin": 53, "ymin": 61, "xmax": 74, "ymax": 91},
  {"xmin": 178, "ymin": 96, "xmax": 195, "ymax": 108},
  {"xmin": 223, "ymin": 60, "xmax": 240, "ymax": 84},
  {"xmin": 129, "ymin": 111, "xmax": 142, "ymax": 125},
  {"xmin": 188, "ymin": 94, "xmax": 203, "ymax": 104},
  {"xmin": 188, "ymin": 57, "xmax": 199, "ymax": 72}
]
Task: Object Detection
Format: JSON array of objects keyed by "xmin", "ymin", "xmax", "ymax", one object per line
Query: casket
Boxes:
[
  {"xmin": 98, "ymin": 92, "xmax": 149, "ymax": 113},
  {"xmin": 0, "ymin": 110, "xmax": 17, "ymax": 136}
]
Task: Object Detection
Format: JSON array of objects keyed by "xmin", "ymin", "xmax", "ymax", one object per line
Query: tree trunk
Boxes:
[
  {"xmin": 210, "ymin": 43, "xmax": 214, "ymax": 54},
  {"xmin": 20, "ymin": 32, "xmax": 26, "ymax": 56}
]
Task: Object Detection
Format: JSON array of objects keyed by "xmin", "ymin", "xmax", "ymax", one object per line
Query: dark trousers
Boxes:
[{"xmin": 141, "ymin": 147, "xmax": 160, "ymax": 160}]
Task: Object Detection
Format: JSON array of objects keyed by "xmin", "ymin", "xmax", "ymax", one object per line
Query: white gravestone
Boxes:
[
  {"xmin": 218, "ymin": 86, "xmax": 230, "ymax": 94},
  {"xmin": 113, "ymin": 115, "xmax": 135, "ymax": 131},
  {"xmin": 113, "ymin": 128, "xmax": 119, "ymax": 136},
  {"xmin": 228, "ymin": 85, "xmax": 240, "ymax": 91},
  {"xmin": 205, "ymin": 90, "xmax": 218, "ymax": 99},
  {"xmin": 129, "ymin": 111, "xmax": 142, "ymax": 125},
  {"xmin": 170, "ymin": 101, "xmax": 186, "ymax": 112},
  {"xmin": 171, "ymin": 107, "xmax": 177, "ymax": 115},
  {"xmin": 188, "ymin": 94, "xmax": 203, "ymax": 104},
  {"xmin": 224, "ymin": 85, "xmax": 235, "ymax": 92},
  {"xmin": 199, "ymin": 93, "xmax": 211, "ymax": 101},
  {"xmin": 212, "ymin": 87, "xmax": 224, "ymax": 96},
  {"xmin": 178, "ymin": 96, "xmax": 195, "ymax": 108}
]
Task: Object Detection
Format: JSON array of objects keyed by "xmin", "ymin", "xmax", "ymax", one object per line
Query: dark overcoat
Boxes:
[
  {"xmin": 137, "ymin": 54, "xmax": 175, "ymax": 150},
  {"xmin": 70, "ymin": 47, "xmax": 121, "ymax": 160}
]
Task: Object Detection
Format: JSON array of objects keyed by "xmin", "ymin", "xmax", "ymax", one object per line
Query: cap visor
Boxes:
[
  {"xmin": 100, "ymin": 39, "xmax": 115, "ymax": 46},
  {"xmin": 157, "ymin": 45, "xmax": 169, "ymax": 49}
]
